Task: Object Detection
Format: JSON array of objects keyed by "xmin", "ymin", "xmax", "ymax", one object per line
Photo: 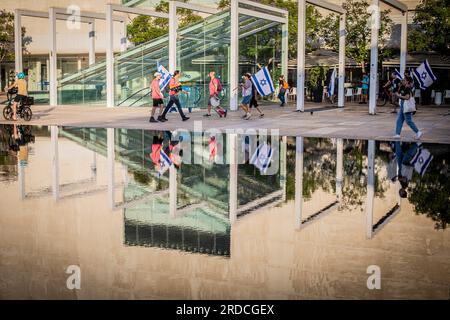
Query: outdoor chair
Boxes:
[
  {"xmin": 288, "ymin": 87, "xmax": 297, "ymax": 101},
  {"xmin": 345, "ymin": 88, "xmax": 353, "ymax": 102}
]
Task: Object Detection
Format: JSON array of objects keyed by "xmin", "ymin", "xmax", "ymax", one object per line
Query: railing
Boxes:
[{"xmin": 117, "ymin": 87, "xmax": 151, "ymax": 107}]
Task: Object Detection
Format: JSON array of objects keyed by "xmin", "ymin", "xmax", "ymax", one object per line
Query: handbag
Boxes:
[
  {"xmin": 210, "ymin": 96, "xmax": 220, "ymax": 107},
  {"xmin": 403, "ymin": 96, "xmax": 416, "ymax": 113}
]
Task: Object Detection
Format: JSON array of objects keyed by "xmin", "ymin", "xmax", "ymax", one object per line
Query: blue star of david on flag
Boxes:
[
  {"xmin": 413, "ymin": 59, "xmax": 437, "ymax": 90},
  {"xmin": 251, "ymin": 67, "xmax": 275, "ymax": 97}
]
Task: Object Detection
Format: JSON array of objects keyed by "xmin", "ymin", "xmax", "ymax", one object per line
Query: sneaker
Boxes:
[
  {"xmin": 415, "ymin": 131, "xmax": 423, "ymax": 140},
  {"xmin": 241, "ymin": 114, "xmax": 247, "ymax": 119},
  {"xmin": 149, "ymin": 117, "xmax": 158, "ymax": 123},
  {"xmin": 393, "ymin": 134, "xmax": 401, "ymax": 139},
  {"xmin": 203, "ymin": 114, "xmax": 211, "ymax": 117},
  {"xmin": 245, "ymin": 113, "xmax": 252, "ymax": 120},
  {"xmin": 259, "ymin": 113, "xmax": 264, "ymax": 118},
  {"xmin": 157, "ymin": 116, "xmax": 167, "ymax": 122},
  {"xmin": 182, "ymin": 117, "xmax": 190, "ymax": 122}
]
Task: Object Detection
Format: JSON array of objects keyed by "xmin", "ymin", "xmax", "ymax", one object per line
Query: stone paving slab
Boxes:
[{"xmin": 1, "ymin": 102, "xmax": 449, "ymax": 144}]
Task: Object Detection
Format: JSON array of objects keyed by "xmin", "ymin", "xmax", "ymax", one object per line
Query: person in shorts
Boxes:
[
  {"xmin": 149, "ymin": 72, "xmax": 166, "ymax": 123},
  {"xmin": 249, "ymin": 80, "xmax": 264, "ymax": 118},
  {"xmin": 360, "ymin": 72, "xmax": 369, "ymax": 104},
  {"xmin": 7, "ymin": 72, "xmax": 28, "ymax": 121},
  {"xmin": 240, "ymin": 73, "xmax": 253, "ymax": 120},
  {"xmin": 204, "ymin": 71, "xmax": 227, "ymax": 118}
]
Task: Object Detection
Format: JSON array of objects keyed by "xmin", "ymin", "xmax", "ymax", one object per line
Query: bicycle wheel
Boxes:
[
  {"xmin": 3, "ymin": 105, "xmax": 12, "ymax": 120},
  {"xmin": 376, "ymin": 92, "xmax": 387, "ymax": 107},
  {"xmin": 23, "ymin": 107, "xmax": 33, "ymax": 121}
]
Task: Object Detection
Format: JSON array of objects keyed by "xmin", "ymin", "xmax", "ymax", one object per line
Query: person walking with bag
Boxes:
[
  {"xmin": 160, "ymin": 70, "xmax": 190, "ymax": 122},
  {"xmin": 149, "ymin": 72, "xmax": 167, "ymax": 123},
  {"xmin": 393, "ymin": 77, "xmax": 423, "ymax": 140},
  {"xmin": 204, "ymin": 71, "xmax": 227, "ymax": 118}
]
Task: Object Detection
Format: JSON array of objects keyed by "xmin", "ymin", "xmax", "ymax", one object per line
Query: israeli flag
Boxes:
[
  {"xmin": 410, "ymin": 147, "xmax": 433, "ymax": 177},
  {"xmin": 394, "ymin": 69, "xmax": 403, "ymax": 80},
  {"xmin": 159, "ymin": 149, "xmax": 172, "ymax": 176},
  {"xmin": 413, "ymin": 60, "xmax": 437, "ymax": 90},
  {"xmin": 251, "ymin": 67, "xmax": 275, "ymax": 97},
  {"xmin": 327, "ymin": 66, "xmax": 336, "ymax": 97},
  {"xmin": 250, "ymin": 142, "xmax": 273, "ymax": 175},
  {"xmin": 158, "ymin": 65, "xmax": 172, "ymax": 91}
]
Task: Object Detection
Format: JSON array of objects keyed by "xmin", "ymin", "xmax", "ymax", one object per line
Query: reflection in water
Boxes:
[{"xmin": 0, "ymin": 124, "xmax": 449, "ymax": 299}]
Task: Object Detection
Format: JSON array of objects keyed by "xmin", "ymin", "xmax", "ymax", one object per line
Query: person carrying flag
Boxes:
[
  {"xmin": 239, "ymin": 73, "xmax": 253, "ymax": 120},
  {"xmin": 149, "ymin": 72, "xmax": 167, "ymax": 123},
  {"xmin": 160, "ymin": 70, "xmax": 190, "ymax": 122},
  {"xmin": 204, "ymin": 71, "xmax": 227, "ymax": 118},
  {"xmin": 249, "ymin": 80, "xmax": 264, "ymax": 118}
]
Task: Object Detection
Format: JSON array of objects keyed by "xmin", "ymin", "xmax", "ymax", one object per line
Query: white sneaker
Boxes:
[
  {"xmin": 245, "ymin": 113, "xmax": 252, "ymax": 120},
  {"xmin": 393, "ymin": 134, "xmax": 401, "ymax": 139},
  {"xmin": 415, "ymin": 131, "xmax": 423, "ymax": 140}
]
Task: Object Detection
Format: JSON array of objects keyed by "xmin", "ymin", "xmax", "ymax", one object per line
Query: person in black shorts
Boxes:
[
  {"xmin": 149, "ymin": 72, "xmax": 167, "ymax": 123},
  {"xmin": 249, "ymin": 80, "xmax": 264, "ymax": 118}
]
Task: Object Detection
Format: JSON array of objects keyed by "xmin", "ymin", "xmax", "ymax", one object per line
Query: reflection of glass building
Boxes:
[{"xmin": 58, "ymin": 127, "xmax": 287, "ymax": 256}]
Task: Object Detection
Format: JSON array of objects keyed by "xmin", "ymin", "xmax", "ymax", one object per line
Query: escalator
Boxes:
[{"xmin": 57, "ymin": 9, "xmax": 282, "ymax": 109}]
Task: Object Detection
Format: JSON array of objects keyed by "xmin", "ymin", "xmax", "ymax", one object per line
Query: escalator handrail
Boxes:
[
  {"xmin": 117, "ymin": 87, "xmax": 151, "ymax": 106},
  {"xmin": 129, "ymin": 89, "xmax": 152, "ymax": 107}
]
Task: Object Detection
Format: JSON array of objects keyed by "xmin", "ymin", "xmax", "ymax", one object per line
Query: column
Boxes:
[
  {"xmin": 106, "ymin": 4, "xmax": 115, "ymax": 108},
  {"xmin": 51, "ymin": 126, "xmax": 59, "ymax": 200},
  {"xmin": 107, "ymin": 128, "xmax": 115, "ymax": 209},
  {"xmin": 366, "ymin": 140, "xmax": 375, "ymax": 239},
  {"xmin": 336, "ymin": 138, "xmax": 343, "ymax": 203},
  {"xmin": 169, "ymin": 165, "xmax": 177, "ymax": 218},
  {"xmin": 338, "ymin": 14, "xmax": 346, "ymax": 108},
  {"xmin": 399, "ymin": 11, "xmax": 408, "ymax": 75},
  {"xmin": 49, "ymin": 8, "xmax": 57, "ymax": 106},
  {"xmin": 295, "ymin": 136, "xmax": 304, "ymax": 229},
  {"xmin": 168, "ymin": 1, "xmax": 177, "ymax": 73},
  {"xmin": 89, "ymin": 21, "xmax": 96, "ymax": 65},
  {"xmin": 229, "ymin": 133, "xmax": 238, "ymax": 224},
  {"xmin": 281, "ymin": 19, "xmax": 289, "ymax": 80},
  {"xmin": 296, "ymin": 0, "xmax": 306, "ymax": 112},
  {"xmin": 18, "ymin": 157, "xmax": 25, "ymax": 200},
  {"xmin": 121, "ymin": 21, "xmax": 127, "ymax": 53},
  {"xmin": 14, "ymin": 10, "xmax": 22, "ymax": 73},
  {"xmin": 280, "ymin": 136, "xmax": 287, "ymax": 202},
  {"xmin": 229, "ymin": 0, "xmax": 239, "ymax": 111},
  {"xmin": 368, "ymin": 0, "xmax": 379, "ymax": 115}
]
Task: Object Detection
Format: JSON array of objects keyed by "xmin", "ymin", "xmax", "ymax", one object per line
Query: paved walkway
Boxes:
[{"xmin": 1, "ymin": 102, "xmax": 449, "ymax": 143}]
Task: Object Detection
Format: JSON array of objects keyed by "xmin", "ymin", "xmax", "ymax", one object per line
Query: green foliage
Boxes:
[
  {"xmin": 307, "ymin": 66, "xmax": 329, "ymax": 88},
  {"xmin": 0, "ymin": 10, "xmax": 30, "ymax": 63},
  {"xmin": 127, "ymin": 0, "xmax": 202, "ymax": 45},
  {"xmin": 408, "ymin": 0, "xmax": 450, "ymax": 55}
]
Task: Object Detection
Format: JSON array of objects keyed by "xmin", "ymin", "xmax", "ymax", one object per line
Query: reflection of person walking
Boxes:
[
  {"xmin": 204, "ymin": 71, "xmax": 227, "ymax": 118},
  {"xmin": 160, "ymin": 70, "xmax": 189, "ymax": 122},
  {"xmin": 394, "ymin": 77, "xmax": 423, "ymax": 140},
  {"xmin": 149, "ymin": 72, "xmax": 166, "ymax": 123},
  {"xmin": 278, "ymin": 75, "xmax": 288, "ymax": 107}
]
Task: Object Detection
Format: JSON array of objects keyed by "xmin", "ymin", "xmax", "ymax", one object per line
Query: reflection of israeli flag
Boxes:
[
  {"xmin": 394, "ymin": 69, "xmax": 403, "ymax": 80},
  {"xmin": 413, "ymin": 60, "xmax": 437, "ymax": 90},
  {"xmin": 158, "ymin": 65, "xmax": 172, "ymax": 91},
  {"xmin": 159, "ymin": 149, "xmax": 172, "ymax": 176},
  {"xmin": 410, "ymin": 147, "xmax": 433, "ymax": 177},
  {"xmin": 328, "ymin": 66, "xmax": 336, "ymax": 97},
  {"xmin": 250, "ymin": 142, "xmax": 273, "ymax": 174},
  {"xmin": 251, "ymin": 67, "xmax": 275, "ymax": 97}
]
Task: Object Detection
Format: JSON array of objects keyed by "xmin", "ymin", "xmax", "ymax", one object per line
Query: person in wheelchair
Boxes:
[{"xmin": 6, "ymin": 72, "xmax": 28, "ymax": 121}]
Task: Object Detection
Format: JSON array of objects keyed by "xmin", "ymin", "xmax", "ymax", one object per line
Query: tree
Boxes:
[
  {"xmin": 0, "ymin": 10, "xmax": 30, "ymax": 64},
  {"xmin": 127, "ymin": 0, "xmax": 202, "ymax": 45},
  {"xmin": 320, "ymin": 0, "xmax": 394, "ymax": 70},
  {"xmin": 408, "ymin": 0, "xmax": 450, "ymax": 55}
]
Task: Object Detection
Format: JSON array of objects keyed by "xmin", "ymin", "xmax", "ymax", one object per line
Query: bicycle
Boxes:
[{"xmin": 3, "ymin": 88, "xmax": 33, "ymax": 121}]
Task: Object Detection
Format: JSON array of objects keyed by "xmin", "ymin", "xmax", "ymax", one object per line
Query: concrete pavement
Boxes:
[{"xmin": 1, "ymin": 102, "xmax": 449, "ymax": 143}]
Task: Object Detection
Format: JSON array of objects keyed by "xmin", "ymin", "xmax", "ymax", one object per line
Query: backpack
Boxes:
[
  {"xmin": 216, "ymin": 78, "xmax": 223, "ymax": 92},
  {"xmin": 283, "ymin": 80, "xmax": 289, "ymax": 90}
]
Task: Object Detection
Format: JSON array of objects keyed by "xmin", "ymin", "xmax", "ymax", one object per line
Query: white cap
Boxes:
[{"xmin": 154, "ymin": 72, "xmax": 162, "ymax": 77}]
